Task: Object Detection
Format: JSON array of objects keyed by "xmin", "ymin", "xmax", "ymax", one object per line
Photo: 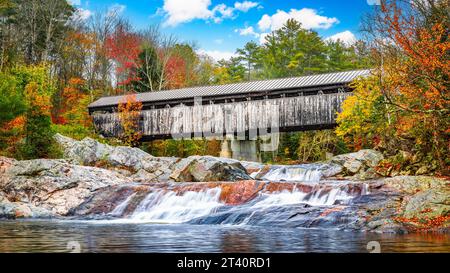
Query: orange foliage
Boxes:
[
  {"xmin": 3, "ymin": 116, "xmax": 25, "ymax": 131},
  {"xmin": 393, "ymin": 215, "xmax": 450, "ymax": 232},
  {"xmin": 57, "ymin": 77, "xmax": 91, "ymax": 127},
  {"xmin": 25, "ymin": 83, "xmax": 51, "ymax": 116},
  {"xmin": 374, "ymin": 1, "xmax": 450, "ymax": 171},
  {"xmin": 165, "ymin": 55, "xmax": 187, "ymax": 89},
  {"xmin": 118, "ymin": 93, "xmax": 143, "ymax": 146}
]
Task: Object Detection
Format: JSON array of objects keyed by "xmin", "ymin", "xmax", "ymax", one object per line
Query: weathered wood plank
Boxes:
[{"xmin": 92, "ymin": 93, "xmax": 351, "ymax": 139}]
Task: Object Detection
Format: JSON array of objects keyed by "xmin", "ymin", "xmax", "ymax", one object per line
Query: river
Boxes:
[{"xmin": 0, "ymin": 220, "xmax": 448, "ymax": 253}]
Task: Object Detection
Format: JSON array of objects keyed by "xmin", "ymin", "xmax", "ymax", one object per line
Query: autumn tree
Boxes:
[
  {"xmin": 132, "ymin": 46, "xmax": 162, "ymax": 92},
  {"xmin": 337, "ymin": 0, "xmax": 450, "ymax": 174},
  {"xmin": 118, "ymin": 93, "xmax": 143, "ymax": 146},
  {"xmin": 0, "ymin": 71, "xmax": 26, "ymax": 153},
  {"xmin": 133, "ymin": 26, "xmax": 178, "ymax": 91},
  {"xmin": 213, "ymin": 57, "xmax": 246, "ymax": 84},
  {"xmin": 105, "ymin": 22, "xmax": 142, "ymax": 92},
  {"xmin": 20, "ymin": 81, "xmax": 54, "ymax": 158}
]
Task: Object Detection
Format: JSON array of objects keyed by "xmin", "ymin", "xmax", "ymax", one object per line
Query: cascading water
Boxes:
[
  {"xmin": 109, "ymin": 193, "xmax": 137, "ymax": 217},
  {"xmin": 104, "ymin": 181, "xmax": 367, "ymax": 228},
  {"xmin": 252, "ymin": 163, "xmax": 343, "ymax": 182},
  {"xmin": 119, "ymin": 188, "xmax": 223, "ymax": 223}
]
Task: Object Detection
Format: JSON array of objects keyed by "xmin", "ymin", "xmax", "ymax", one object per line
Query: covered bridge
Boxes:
[{"xmin": 88, "ymin": 69, "xmax": 371, "ymax": 143}]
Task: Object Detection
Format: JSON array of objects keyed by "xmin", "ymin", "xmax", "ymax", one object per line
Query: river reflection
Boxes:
[{"xmin": 0, "ymin": 220, "xmax": 448, "ymax": 253}]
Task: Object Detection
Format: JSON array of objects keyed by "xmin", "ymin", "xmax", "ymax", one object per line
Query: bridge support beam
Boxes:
[{"xmin": 220, "ymin": 139, "xmax": 261, "ymax": 162}]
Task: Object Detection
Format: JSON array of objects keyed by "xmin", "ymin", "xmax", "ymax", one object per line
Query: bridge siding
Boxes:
[{"xmin": 91, "ymin": 92, "xmax": 350, "ymax": 139}]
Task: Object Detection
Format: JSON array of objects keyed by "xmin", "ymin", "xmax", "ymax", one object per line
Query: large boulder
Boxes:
[
  {"xmin": 54, "ymin": 134, "xmax": 114, "ymax": 165},
  {"xmin": 54, "ymin": 134, "xmax": 178, "ymax": 182},
  {"xmin": 0, "ymin": 158, "xmax": 131, "ymax": 216},
  {"xmin": 170, "ymin": 156, "xmax": 252, "ymax": 182},
  {"xmin": 384, "ymin": 176, "xmax": 449, "ymax": 222},
  {"xmin": 329, "ymin": 149, "xmax": 384, "ymax": 179},
  {"xmin": 356, "ymin": 176, "xmax": 450, "ymax": 232}
]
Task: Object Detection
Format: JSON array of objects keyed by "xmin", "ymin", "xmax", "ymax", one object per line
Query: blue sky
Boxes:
[{"xmin": 70, "ymin": 0, "xmax": 380, "ymax": 61}]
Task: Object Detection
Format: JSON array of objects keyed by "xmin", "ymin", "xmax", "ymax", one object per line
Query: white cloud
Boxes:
[
  {"xmin": 257, "ymin": 14, "xmax": 272, "ymax": 31},
  {"xmin": 326, "ymin": 30, "xmax": 357, "ymax": 45},
  {"xmin": 235, "ymin": 26, "xmax": 259, "ymax": 38},
  {"xmin": 367, "ymin": 0, "xmax": 381, "ymax": 5},
  {"xmin": 198, "ymin": 49, "xmax": 236, "ymax": 62},
  {"xmin": 258, "ymin": 32, "xmax": 269, "ymax": 44},
  {"xmin": 234, "ymin": 1, "xmax": 259, "ymax": 12},
  {"xmin": 163, "ymin": 0, "xmax": 213, "ymax": 26},
  {"xmin": 258, "ymin": 8, "xmax": 339, "ymax": 32},
  {"xmin": 72, "ymin": 8, "xmax": 92, "ymax": 21},
  {"xmin": 214, "ymin": 39, "xmax": 224, "ymax": 44},
  {"xmin": 161, "ymin": 0, "xmax": 260, "ymax": 26},
  {"xmin": 212, "ymin": 4, "xmax": 235, "ymax": 23}
]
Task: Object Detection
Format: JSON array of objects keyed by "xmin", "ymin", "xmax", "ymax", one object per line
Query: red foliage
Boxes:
[
  {"xmin": 165, "ymin": 54, "xmax": 186, "ymax": 89},
  {"xmin": 105, "ymin": 26, "xmax": 142, "ymax": 88}
]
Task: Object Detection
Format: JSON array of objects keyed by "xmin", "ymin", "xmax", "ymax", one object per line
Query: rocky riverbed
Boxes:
[{"xmin": 0, "ymin": 134, "xmax": 448, "ymax": 234}]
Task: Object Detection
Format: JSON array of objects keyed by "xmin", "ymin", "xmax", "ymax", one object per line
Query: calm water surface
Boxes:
[{"xmin": 0, "ymin": 220, "xmax": 448, "ymax": 253}]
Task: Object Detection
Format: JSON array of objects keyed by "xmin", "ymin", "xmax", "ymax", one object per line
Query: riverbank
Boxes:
[{"xmin": 0, "ymin": 134, "xmax": 448, "ymax": 234}]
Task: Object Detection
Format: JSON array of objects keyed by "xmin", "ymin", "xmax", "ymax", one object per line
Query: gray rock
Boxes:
[
  {"xmin": 170, "ymin": 156, "xmax": 252, "ymax": 182},
  {"xmin": 54, "ymin": 133, "xmax": 114, "ymax": 165},
  {"xmin": 1, "ymin": 159, "xmax": 131, "ymax": 216},
  {"xmin": 384, "ymin": 176, "xmax": 447, "ymax": 194},
  {"xmin": 0, "ymin": 202, "xmax": 55, "ymax": 219},
  {"xmin": 54, "ymin": 134, "xmax": 179, "ymax": 181},
  {"xmin": 329, "ymin": 149, "xmax": 384, "ymax": 177},
  {"xmin": 403, "ymin": 188, "xmax": 450, "ymax": 219}
]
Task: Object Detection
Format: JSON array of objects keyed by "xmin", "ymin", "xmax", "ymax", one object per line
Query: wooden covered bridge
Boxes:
[{"xmin": 88, "ymin": 69, "xmax": 370, "ymax": 143}]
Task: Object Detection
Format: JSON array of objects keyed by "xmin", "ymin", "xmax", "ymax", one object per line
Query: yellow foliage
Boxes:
[
  {"xmin": 336, "ymin": 75, "xmax": 386, "ymax": 149},
  {"xmin": 118, "ymin": 94, "xmax": 143, "ymax": 146}
]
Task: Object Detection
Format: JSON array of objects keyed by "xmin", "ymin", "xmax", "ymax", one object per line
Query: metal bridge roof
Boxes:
[{"xmin": 88, "ymin": 69, "xmax": 371, "ymax": 109}]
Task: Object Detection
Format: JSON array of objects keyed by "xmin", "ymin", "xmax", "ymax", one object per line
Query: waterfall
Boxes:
[
  {"xmin": 251, "ymin": 187, "xmax": 353, "ymax": 208},
  {"xmin": 103, "ymin": 181, "xmax": 367, "ymax": 226},
  {"xmin": 109, "ymin": 193, "xmax": 137, "ymax": 217},
  {"xmin": 254, "ymin": 163, "xmax": 342, "ymax": 182},
  {"xmin": 129, "ymin": 188, "xmax": 223, "ymax": 223}
]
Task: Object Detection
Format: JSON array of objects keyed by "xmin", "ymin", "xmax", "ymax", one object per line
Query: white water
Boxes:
[
  {"xmin": 250, "ymin": 186, "xmax": 353, "ymax": 208},
  {"xmin": 257, "ymin": 164, "xmax": 333, "ymax": 182},
  {"xmin": 105, "ymin": 183, "xmax": 363, "ymax": 224},
  {"xmin": 109, "ymin": 193, "xmax": 137, "ymax": 217},
  {"xmin": 129, "ymin": 188, "xmax": 223, "ymax": 223}
]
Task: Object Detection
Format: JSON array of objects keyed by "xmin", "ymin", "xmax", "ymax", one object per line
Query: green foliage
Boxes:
[
  {"xmin": 213, "ymin": 57, "xmax": 246, "ymax": 84},
  {"xmin": 145, "ymin": 138, "xmax": 221, "ymax": 158},
  {"xmin": 17, "ymin": 82, "xmax": 54, "ymax": 159},
  {"xmin": 259, "ymin": 19, "xmax": 329, "ymax": 78},
  {"xmin": 296, "ymin": 131, "xmax": 349, "ymax": 162},
  {"xmin": 52, "ymin": 123, "xmax": 95, "ymax": 141},
  {"xmin": 235, "ymin": 41, "xmax": 261, "ymax": 80},
  {"xmin": 234, "ymin": 19, "xmax": 373, "ymax": 80},
  {"xmin": 0, "ymin": 72, "xmax": 25, "ymax": 125},
  {"xmin": 0, "ymin": 65, "xmax": 58, "ymax": 159},
  {"xmin": 10, "ymin": 65, "xmax": 56, "ymax": 96},
  {"xmin": 132, "ymin": 46, "xmax": 163, "ymax": 92},
  {"xmin": 263, "ymin": 131, "xmax": 349, "ymax": 164}
]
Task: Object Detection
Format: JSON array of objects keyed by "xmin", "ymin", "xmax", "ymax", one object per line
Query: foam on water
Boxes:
[
  {"xmin": 256, "ymin": 162, "xmax": 345, "ymax": 182},
  {"xmin": 102, "ymin": 181, "xmax": 362, "ymax": 225},
  {"xmin": 129, "ymin": 188, "xmax": 223, "ymax": 223}
]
